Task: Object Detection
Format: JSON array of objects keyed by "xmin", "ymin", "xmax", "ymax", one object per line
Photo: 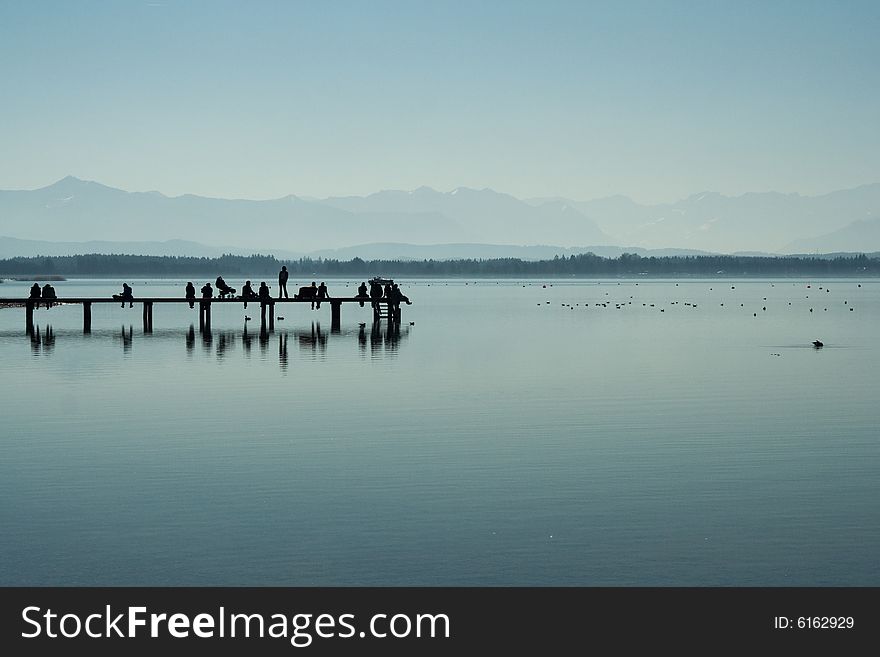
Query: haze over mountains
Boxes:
[{"xmin": 1, "ymin": 176, "xmax": 879, "ymax": 258}]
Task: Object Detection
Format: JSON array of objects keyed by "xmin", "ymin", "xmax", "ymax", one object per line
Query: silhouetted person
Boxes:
[
  {"xmin": 201, "ymin": 282, "xmax": 214, "ymax": 298},
  {"xmin": 216, "ymin": 276, "xmax": 235, "ymax": 299},
  {"xmin": 357, "ymin": 281, "xmax": 368, "ymax": 307},
  {"xmin": 120, "ymin": 283, "xmax": 134, "ymax": 308},
  {"xmin": 316, "ymin": 281, "xmax": 329, "ymax": 309},
  {"xmin": 308, "ymin": 281, "xmax": 318, "ymax": 310},
  {"xmin": 369, "ymin": 280, "xmax": 383, "ymax": 312},
  {"xmin": 29, "ymin": 283, "xmax": 41, "ymax": 300},
  {"xmin": 258, "ymin": 281, "xmax": 271, "ymax": 301},
  {"xmin": 41, "ymin": 283, "xmax": 57, "ymax": 309},
  {"xmin": 185, "ymin": 282, "xmax": 196, "ymax": 308},
  {"xmin": 241, "ymin": 280, "xmax": 257, "ymax": 308},
  {"xmin": 392, "ymin": 283, "xmax": 411, "ymax": 305},
  {"xmin": 278, "ymin": 266, "xmax": 289, "ymax": 299},
  {"xmin": 384, "ymin": 282, "xmax": 393, "ymax": 300}
]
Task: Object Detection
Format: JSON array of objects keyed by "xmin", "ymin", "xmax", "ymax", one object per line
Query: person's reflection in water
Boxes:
[
  {"xmin": 121, "ymin": 325, "xmax": 133, "ymax": 353},
  {"xmin": 279, "ymin": 333, "xmax": 288, "ymax": 371},
  {"xmin": 259, "ymin": 325, "xmax": 270, "ymax": 354},
  {"xmin": 42, "ymin": 325, "xmax": 55, "ymax": 352},
  {"xmin": 30, "ymin": 325, "xmax": 41, "ymax": 354},
  {"xmin": 370, "ymin": 320, "xmax": 382, "ymax": 356},
  {"xmin": 384, "ymin": 321, "xmax": 400, "ymax": 350},
  {"xmin": 297, "ymin": 322, "xmax": 326, "ymax": 353},
  {"xmin": 242, "ymin": 323, "xmax": 253, "ymax": 356},
  {"xmin": 216, "ymin": 331, "xmax": 231, "ymax": 360},
  {"xmin": 358, "ymin": 324, "xmax": 367, "ymax": 353},
  {"xmin": 201, "ymin": 324, "xmax": 213, "ymax": 351},
  {"xmin": 186, "ymin": 324, "xmax": 195, "ymax": 353}
]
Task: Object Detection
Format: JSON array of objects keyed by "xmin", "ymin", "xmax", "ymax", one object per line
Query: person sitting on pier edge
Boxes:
[
  {"xmin": 185, "ymin": 281, "xmax": 196, "ymax": 308},
  {"xmin": 278, "ymin": 266, "xmax": 289, "ymax": 299},
  {"xmin": 356, "ymin": 281, "xmax": 368, "ymax": 307},
  {"xmin": 258, "ymin": 281, "xmax": 271, "ymax": 301},
  {"xmin": 201, "ymin": 282, "xmax": 213, "ymax": 298},
  {"xmin": 316, "ymin": 281, "xmax": 330, "ymax": 309},
  {"xmin": 120, "ymin": 283, "xmax": 134, "ymax": 308},
  {"xmin": 42, "ymin": 283, "xmax": 57, "ymax": 309},
  {"xmin": 391, "ymin": 283, "xmax": 411, "ymax": 306},
  {"xmin": 29, "ymin": 283, "xmax": 42, "ymax": 300},
  {"xmin": 215, "ymin": 276, "xmax": 236, "ymax": 299},
  {"xmin": 241, "ymin": 280, "xmax": 258, "ymax": 308},
  {"xmin": 306, "ymin": 281, "xmax": 318, "ymax": 310}
]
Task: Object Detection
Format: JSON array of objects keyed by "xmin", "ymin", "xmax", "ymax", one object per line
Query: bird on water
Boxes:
[{"xmin": 812, "ymin": 340, "xmax": 824, "ymax": 348}]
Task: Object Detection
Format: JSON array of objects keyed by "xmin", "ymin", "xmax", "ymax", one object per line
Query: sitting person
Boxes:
[
  {"xmin": 42, "ymin": 283, "xmax": 57, "ymax": 309},
  {"xmin": 392, "ymin": 283, "xmax": 411, "ymax": 305},
  {"xmin": 215, "ymin": 276, "xmax": 236, "ymax": 299},
  {"xmin": 120, "ymin": 283, "xmax": 134, "ymax": 308},
  {"xmin": 356, "ymin": 281, "xmax": 368, "ymax": 306},
  {"xmin": 316, "ymin": 281, "xmax": 330, "ymax": 309},
  {"xmin": 258, "ymin": 281, "xmax": 271, "ymax": 300},
  {"xmin": 241, "ymin": 280, "xmax": 257, "ymax": 308},
  {"xmin": 185, "ymin": 281, "xmax": 196, "ymax": 309},
  {"xmin": 201, "ymin": 282, "xmax": 214, "ymax": 298},
  {"xmin": 29, "ymin": 283, "xmax": 42, "ymax": 299}
]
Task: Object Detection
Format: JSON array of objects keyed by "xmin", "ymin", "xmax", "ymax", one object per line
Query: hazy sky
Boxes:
[{"xmin": 1, "ymin": 0, "xmax": 879, "ymax": 203}]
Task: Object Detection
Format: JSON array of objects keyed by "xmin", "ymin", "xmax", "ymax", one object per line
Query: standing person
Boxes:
[
  {"xmin": 316, "ymin": 281, "xmax": 330, "ymax": 309},
  {"xmin": 185, "ymin": 282, "xmax": 196, "ymax": 309},
  {"xmin": 383, "ymin": 281, "xmax": 393, "ymax": 300},
  {"xmin": 369, "ymin": 279, "xmax": 383, "ymax": 312},
  {"xmin": 278, "ymin": 266, "xmax": 289, "ymax": 299}
]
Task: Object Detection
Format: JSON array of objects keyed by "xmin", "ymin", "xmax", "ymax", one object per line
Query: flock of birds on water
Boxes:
[{"xmin": 524, "ymin": 280, "xmax": 865, "ymax": 351}]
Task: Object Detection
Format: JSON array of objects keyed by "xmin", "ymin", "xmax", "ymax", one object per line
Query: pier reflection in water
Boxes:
[{"xmin": 17, "ymin": 321, "xmax": 411, "ymax": 370}]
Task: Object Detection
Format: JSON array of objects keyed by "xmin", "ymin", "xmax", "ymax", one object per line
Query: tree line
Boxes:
[{"xmin": 0, "ymin": 252, "xmax": 877, "ymax": 278}]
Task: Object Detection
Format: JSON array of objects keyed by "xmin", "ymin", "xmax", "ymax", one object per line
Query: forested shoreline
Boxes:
[{"xmin": 0, "ymin": 252, "xmax": 877, "ymax": 278}]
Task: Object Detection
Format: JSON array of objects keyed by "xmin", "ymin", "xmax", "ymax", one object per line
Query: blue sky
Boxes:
[{"xmin": 1, "ymin": 0, "xmax": 878, "ymax": 202}]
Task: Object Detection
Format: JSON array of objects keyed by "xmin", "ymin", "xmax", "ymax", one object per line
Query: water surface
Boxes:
[{"xmin": 0, "ymin": 278, "xmax": 877, "ymax": 585}]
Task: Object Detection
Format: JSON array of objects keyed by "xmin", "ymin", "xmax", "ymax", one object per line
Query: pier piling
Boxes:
[{"xmin": 331, "ymin": 300, "xmax": 342, "ymax": 332}]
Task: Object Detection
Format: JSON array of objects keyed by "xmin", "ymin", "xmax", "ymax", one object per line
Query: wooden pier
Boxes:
[{"xmin": 5, "ymin": 297, "xmax": 409, "ymax": 334}]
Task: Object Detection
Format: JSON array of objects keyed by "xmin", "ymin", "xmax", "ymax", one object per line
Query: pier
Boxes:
[{"xmin": 4, "ymin": 297, "xmax": 409, "ymax": 334}]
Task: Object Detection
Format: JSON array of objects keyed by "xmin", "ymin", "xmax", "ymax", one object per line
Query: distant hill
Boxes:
[
  {"xmin": 784, "ymin": 217, "xmax": 880, "ymax": 254},
  {"xmin": 3, "ymin": 176, "xmax": 880, "ymax": 254},
  {"xmin": 531, "ymin": 186, "xmax": 880, "ymax": 253},
  {"xmin": 0, "ymin": 236, "xmax": 714, "ymax": 261},
  {"xmin": 307, "ymin": 242, "xmax": 715, "ymax": 261},
  {"xmin": 0, "ymin": 177, "xmax": 610, "ymax": 252},
  {"xmin": 0, "ymin": 236, "xmax": 227, "ymax": 259}
]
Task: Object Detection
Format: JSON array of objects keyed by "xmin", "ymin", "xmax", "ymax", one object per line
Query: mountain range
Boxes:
[{"xmin": 1, "ymin": 176, "xmax": 880, "ymax": 256}]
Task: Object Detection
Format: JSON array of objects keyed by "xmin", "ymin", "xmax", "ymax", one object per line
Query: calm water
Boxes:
[{"xmin": 0, "ymin": 278, "xmax": 878, "ymax": 585}]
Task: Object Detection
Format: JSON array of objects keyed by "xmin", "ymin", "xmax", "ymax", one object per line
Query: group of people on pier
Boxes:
[
  {"xmin": 359, "ymin": 278, "xmax": 411, "ymax": 315},
  {"xmin": 28, "ymin": 282, "xmax": 58, "ymax": 308},
  {"xmin": 24, "ymin": 267, "xmax": 411, "ymax": 317}
]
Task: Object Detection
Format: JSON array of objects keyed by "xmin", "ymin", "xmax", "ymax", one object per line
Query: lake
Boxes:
[{"xmin": 0, "ymin": 277, "xmax": 878, "ymax": 585}]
